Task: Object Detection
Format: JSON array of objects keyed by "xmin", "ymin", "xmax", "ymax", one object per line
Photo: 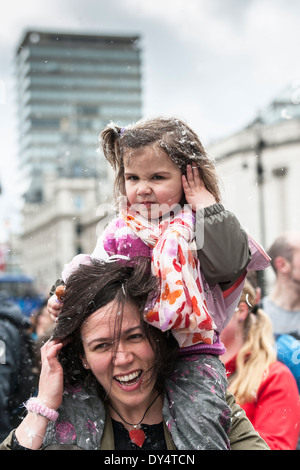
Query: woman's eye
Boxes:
[
  {"xmin": 128, "ymin": 333, "xmax": 144, "ymax": 342},
  {"xmin": 94, "ymin": 342, "xmax": 111, "ymax": 351}
]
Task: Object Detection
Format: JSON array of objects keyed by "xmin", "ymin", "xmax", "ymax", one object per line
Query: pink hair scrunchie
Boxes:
[{"xmin": 25, "ymin": 397, "xmax": 59, "ymax": 422}]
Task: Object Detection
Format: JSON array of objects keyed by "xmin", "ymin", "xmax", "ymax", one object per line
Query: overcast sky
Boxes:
[{"xmin": 1, "ymin": 0, "xmax": 300, "ymax": 241}]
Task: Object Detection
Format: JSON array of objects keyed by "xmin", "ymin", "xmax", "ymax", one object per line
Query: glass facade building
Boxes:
[{"xmin": 15, "ymin": 31, "xmax": 142, "ymax": 202}]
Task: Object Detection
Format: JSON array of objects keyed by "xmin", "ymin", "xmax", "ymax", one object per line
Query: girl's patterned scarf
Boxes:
[{"xmin": 122, "ymin": 206, "xmax": 216, "ymax": 348}]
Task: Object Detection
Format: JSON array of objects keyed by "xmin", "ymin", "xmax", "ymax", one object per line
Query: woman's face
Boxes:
[{"xmin": 80, "ymin": 300, "xmax": 157, "ymax": 411}]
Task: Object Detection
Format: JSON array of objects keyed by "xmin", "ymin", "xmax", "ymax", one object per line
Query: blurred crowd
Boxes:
[{"xmin": 0, "ymin": 296, "xmax": 55, "ymax": 442}]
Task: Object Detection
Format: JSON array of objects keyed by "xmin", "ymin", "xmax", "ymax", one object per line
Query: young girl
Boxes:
[{"xmin": 48, "ymin": 116, "xmax": 270, "ymax": 449}]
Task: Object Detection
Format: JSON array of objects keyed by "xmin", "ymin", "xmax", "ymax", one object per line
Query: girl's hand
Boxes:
[
  {"xmin": 48, "ymin": 294, "xmax": 63, "ymax": 322},
  {"xmin": 37, "ymin": 339, "xmax": 66, "ymax": 410},
  {"xmin": 182, "ymin": 164, "xmax": 216, "ymax": 210}
]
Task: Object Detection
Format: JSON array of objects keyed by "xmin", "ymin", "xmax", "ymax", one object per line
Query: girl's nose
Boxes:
[{"xmin": 136, "ymin": 181, "xmax": 152, "ymax": 195}]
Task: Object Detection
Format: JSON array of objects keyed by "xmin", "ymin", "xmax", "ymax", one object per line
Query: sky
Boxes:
[{"xmin": 1, "ymin": 0, "xmax": 300, "ymax": 241}]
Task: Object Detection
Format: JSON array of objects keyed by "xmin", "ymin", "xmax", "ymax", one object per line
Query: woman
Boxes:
[
  {"xmin": 1, "ymin": 259, "xmax": 269, "ymax": 450},
  {"xmin": 221, "ymin": 279, "xmax": 300, "ymax": 450}
]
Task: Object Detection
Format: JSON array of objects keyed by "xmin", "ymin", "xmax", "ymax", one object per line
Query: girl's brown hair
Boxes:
[{"xmin": 100, "ymin": 117, "xmax": 221, "ymax": 203}]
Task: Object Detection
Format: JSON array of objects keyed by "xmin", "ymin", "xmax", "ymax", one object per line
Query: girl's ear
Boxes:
[{"xmin": 237, "ymin": 301, "xmax": 249, "ymax": 322}]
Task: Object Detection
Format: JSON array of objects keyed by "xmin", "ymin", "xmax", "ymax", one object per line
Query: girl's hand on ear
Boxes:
[{"xmin": 182, "ymin": 164, "xmax": 216, "ymax": 210}]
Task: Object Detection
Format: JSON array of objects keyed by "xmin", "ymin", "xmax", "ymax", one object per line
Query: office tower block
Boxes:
[{"xmin": 15, "ymin": 30, "xmax": 142, "ymax": 202}]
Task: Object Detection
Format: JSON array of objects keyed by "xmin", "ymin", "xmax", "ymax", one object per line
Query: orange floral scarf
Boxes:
[{"xmin": 122, "ymin": 207, "xmax": 216, "ymax": 348}]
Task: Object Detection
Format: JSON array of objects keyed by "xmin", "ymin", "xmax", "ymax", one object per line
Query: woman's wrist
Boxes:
[
  {"xmin": 15, "ymin": 409, "xmax": 50, "ymax": 450},
  {"xmin": 10, "ymin": 431, "xmax": 34, "ymax": 450},
  {"xmin": 12, "ymin": 398, "xmax": 58, "ymax": 450}
]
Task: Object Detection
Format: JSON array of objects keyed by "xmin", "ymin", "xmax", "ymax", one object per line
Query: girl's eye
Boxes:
[
  {"xmin": 153, "ymin": 175, "xmax": 164, "ymax": 180},
  {"xmin": 126, "ymin": 175, "xmax": 138, "ymax": 181}
]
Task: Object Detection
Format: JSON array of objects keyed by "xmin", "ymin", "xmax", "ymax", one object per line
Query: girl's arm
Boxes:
[
  {"xmin": 182, "ymin": 165, "xmax": 251, "ymax": 287},
  {"xmin": 196, "ymin": 203, "xmax": 250, "ymax": 287}
]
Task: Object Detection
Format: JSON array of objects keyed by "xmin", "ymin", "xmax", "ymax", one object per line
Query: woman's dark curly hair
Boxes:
[{"xmin": 51, "ymin": 257, "xmax": 178, "ymax": 398}]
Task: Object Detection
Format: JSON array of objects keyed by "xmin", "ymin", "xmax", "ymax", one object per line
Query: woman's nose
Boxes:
[{"xmin": 114, "ymin": 347, "xmax": 134, "ymax": 365}]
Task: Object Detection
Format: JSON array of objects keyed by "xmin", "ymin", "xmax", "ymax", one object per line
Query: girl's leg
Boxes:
[{"xmin": 163, "ymin": 354, "xmax": 231, "ymax": 450}]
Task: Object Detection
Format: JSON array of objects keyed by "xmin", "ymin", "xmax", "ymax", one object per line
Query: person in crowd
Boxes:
[
  {"xmin": 31, "ymin": 300, "xmax": 55, "ymax": 341},
  {"xmin": 0, "ymin": 292, "xmax": 38, "ymax": 441},
  {"xmin": 262, "ymin": 231, "xmax": 300, "ymax": 391},
  {"xmin": 220, "ymin": 279, "xmax": 300, "ymax": 450},
  {"xmin": 1, "ymin": 259, "xmax": 269, "ymax": 450},
  {"xmin": 47, "ymin": 116, "xmax": 270, "ymax": 449},
  {"xmin": 263, "ymin": 231, "xmax": 300, "ymax": 337},
  {"xmin": 30, "ymin": 300, "xmax": 56, "ymax": 376}
]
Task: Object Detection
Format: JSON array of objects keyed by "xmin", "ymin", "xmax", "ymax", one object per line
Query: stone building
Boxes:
[
  {"xmin": 14, "ymin": 30, "xmax": 142, "ymax": 292},
  {"xmin": 211, "ymin": 118, "xmax": 300, "ymax": 244},
  {"xmin": 208, "ymin": 82, "xmax": 300, "ymax": 289}
]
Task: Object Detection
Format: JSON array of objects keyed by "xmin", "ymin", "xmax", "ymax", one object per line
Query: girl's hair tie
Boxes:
[
  {"xmin": 245, "ymin": 293, "xmax": 259, "ymax": 314},
  {"xmin": 251, "ymin": 305, "xmax": 260, "ymax": 315},
  {"xmin": 119, "ymin": 127, "xmax": 126, "ymax": 136}
]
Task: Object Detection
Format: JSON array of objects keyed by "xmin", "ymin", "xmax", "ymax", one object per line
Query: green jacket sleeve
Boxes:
[
  {"xmin": 0, "ymin": 430, "xmax": 14, "ymax": 450},
  {"xmin": 196, "ymin": 204, "xmax": 251, "ymax": 289},
  {"xmin": 227, "ymin": 391, "xmax": 270, "ymax": 450}
]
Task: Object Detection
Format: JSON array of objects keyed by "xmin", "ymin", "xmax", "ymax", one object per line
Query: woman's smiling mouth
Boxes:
[{"xmin": 114, "ymin": 370, "xmax": 142, "ymax": 386}]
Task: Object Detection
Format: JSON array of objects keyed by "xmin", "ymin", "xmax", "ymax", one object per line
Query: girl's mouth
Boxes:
[{"xmin": 114, "ymin": 370, "xmax": 142, "ymax": 386}]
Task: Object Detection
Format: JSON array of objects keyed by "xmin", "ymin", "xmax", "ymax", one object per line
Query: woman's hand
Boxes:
[
  {"xmin": 37, "ymin": 339, "xmax": 66, "ymax": 410},
  {"xmin": 182, "ymin": 164, "xmax": 216, "ymax": 210},
  {"xmin": 15, "ymin": 338, "xmax": 67, "ymax": 449}
]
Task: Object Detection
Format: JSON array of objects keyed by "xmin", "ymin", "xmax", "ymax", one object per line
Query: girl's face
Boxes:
[
  {"xmin": 80, "ymin": 300, "xmax": 157, "ymax": 412},
  {"xmin": 123, "ymin": 145, "xmax": 183, "ymax": 219}
]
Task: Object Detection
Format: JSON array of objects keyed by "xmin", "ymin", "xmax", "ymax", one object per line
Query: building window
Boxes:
[
  {"xmin": 272, "ymin": 166, "xmax": 288, "ymax": 230},
  {"xmin": 73, "ymin": 195, "xmax": 83, "ymax": 210}
]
